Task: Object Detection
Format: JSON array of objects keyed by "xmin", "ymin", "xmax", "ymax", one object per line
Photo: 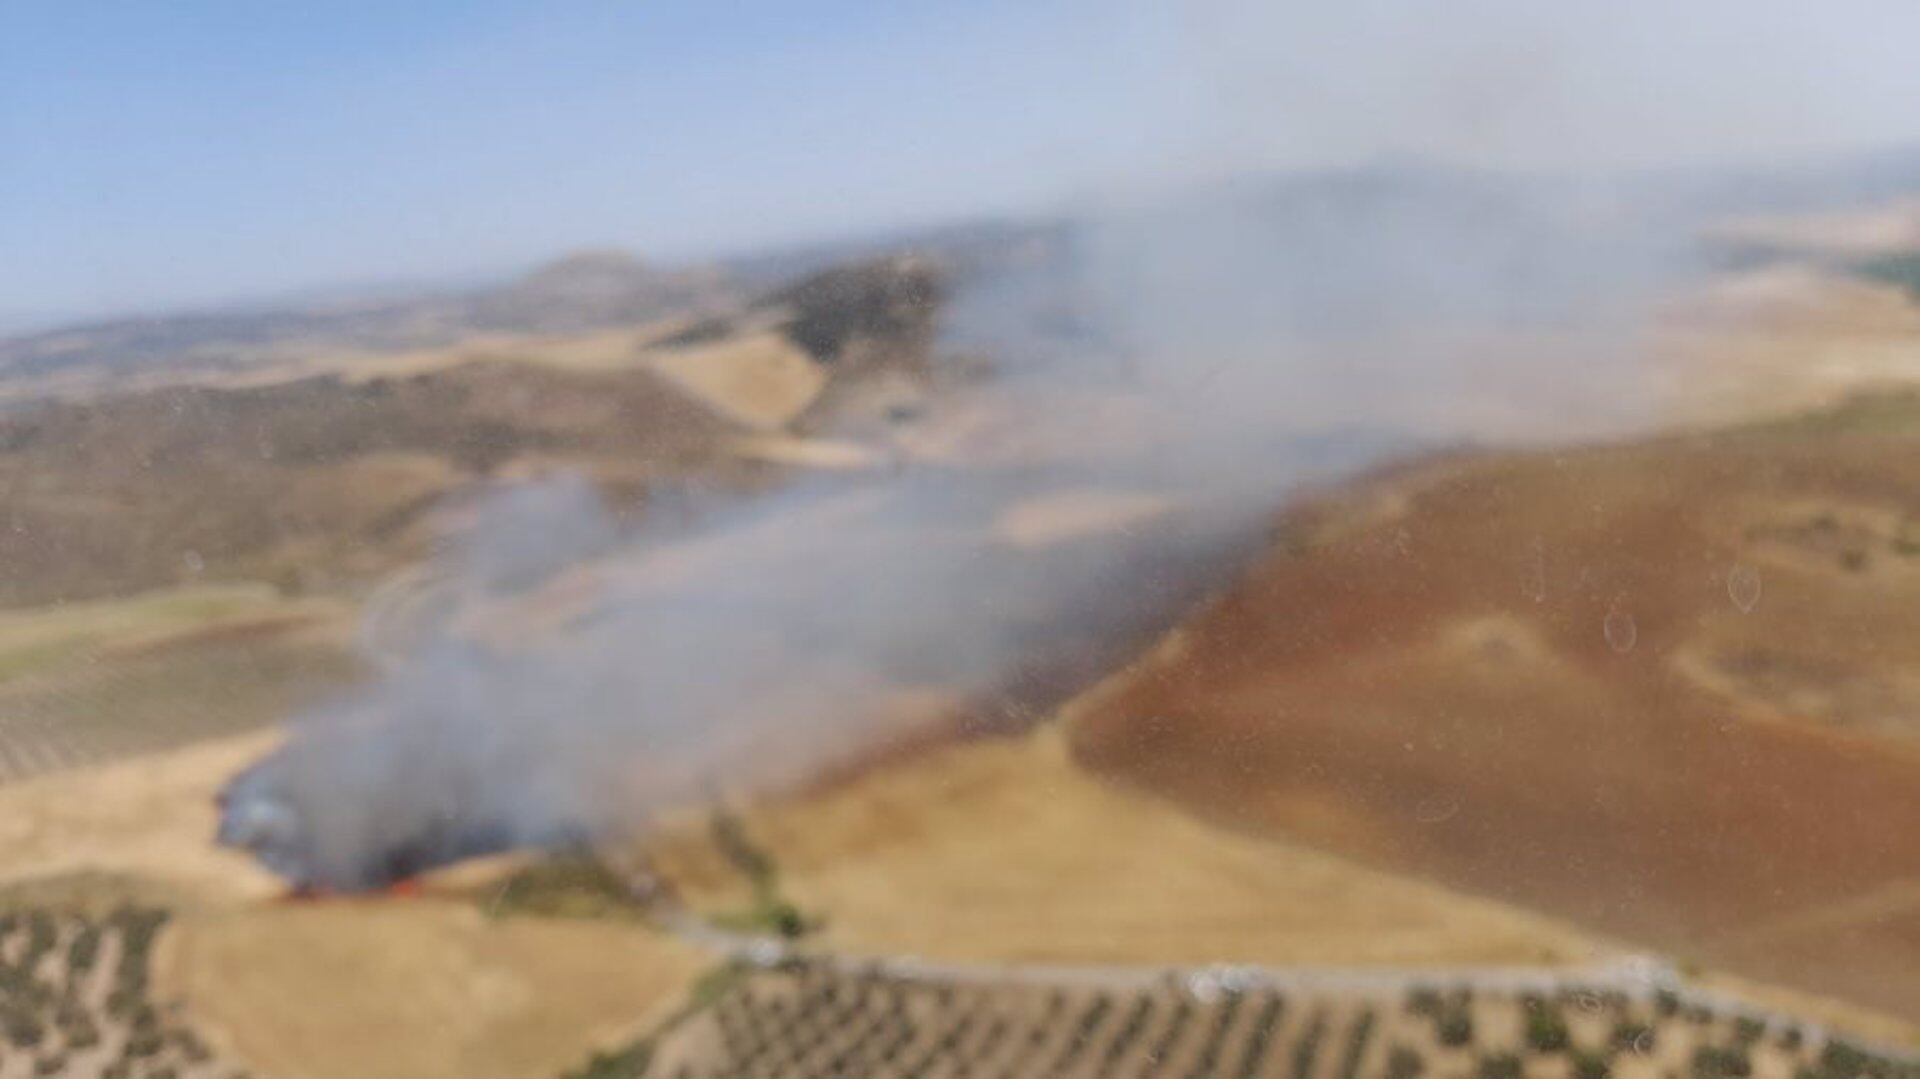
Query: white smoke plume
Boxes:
[{"xmin": 216, "ymin": 3, "xmax": 1909, "ymax": 889}]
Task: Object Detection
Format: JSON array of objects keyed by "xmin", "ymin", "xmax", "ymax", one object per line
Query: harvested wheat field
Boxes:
[
  {"xmin": 161, "ymin": 900, "xmax": 708, "ymax": 1079},
  {"xmin": 1659, "ymin": 267, "xmax": 1920, "ymax": 427},
  {"xmin": 648, "ymin": 727, "xmax": 1612, "ymax": 971},
  {"xmin": 1066, "ymin": 389, "xmax": 1920, "ymax": 1019},
  {"xmin": 0, "ymin": 584, "xmax": 360, "ymax": 787}
]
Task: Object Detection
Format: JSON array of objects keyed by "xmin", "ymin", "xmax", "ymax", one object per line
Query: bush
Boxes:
[
  {"xmin": 1407, "ymin": 987, "xmax": 1444, "ymax": 1018},
  {"xmin": 1386, "ymin": 1046, "xmax": 1426, "ymax": 1079},
  {"xmin": 1477, "ymin": 1052, "xmax": 1522, "ymax": 1079},
  {"xmin": 1337, "ymin": 1009, "xmax": 1377, "ymax": 1079},
  {"xmin": 1437, "ymin": 1008, "xmax": 1474, "ymax": 1048},
  {"xmin": 67, "ymin": 925, "xmax": 101, "ymax": 973},
  {"xmin": 1525, "ymin": 1005, "xmax": 1571, "ymax": 1053},
  {"xmin": 124, "ymin": 1028, "xmax": 164, "ymax": 1058},
  {"xmin": 66, "ymin": 1020, "xmax": 99, "ymax": 1050},
  {"xmin": 1572, "ymin": 1050, "xmax": 1610, "ymax": 1079},
  {"xmin": 3, "ymin": 1011, "xmax": 44, "ymax": 1049},
  {"xmin": 1292, "ymin": 1013, "xmax": 1328, "ymax": 1078},
  {"xmin": 1819, "ymin": 1039, "xmax": 1872, "ymax": 1077},
  {"xmin": 1692, "ymin": 1045, "xmax": 1752, "ymax": 1077},
  {"xmin": 1611, "ymin": 1021, "xmax": 1654, "ymax": 1055}
]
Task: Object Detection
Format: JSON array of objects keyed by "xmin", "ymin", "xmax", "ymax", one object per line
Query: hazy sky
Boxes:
[{"xmin": 7, "ymin": 1, "xmax": 1920, "ymax": 326}]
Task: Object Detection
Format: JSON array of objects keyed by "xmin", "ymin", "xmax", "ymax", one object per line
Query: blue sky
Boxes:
[
  {"xmin": 1, "ymin": 2, "xmax": 1184, "ymax": 324},
  {"xmin": 7, "ymin": 1, "xmax": 1920, "ymax": 326}
]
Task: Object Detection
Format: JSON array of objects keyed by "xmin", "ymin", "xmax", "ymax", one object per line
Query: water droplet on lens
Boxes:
[
  {"xmin": 1522, "ymin": 539, "xmax": 1546, "ymax": 603},
  {"xmin": 1604, "ymin": 608, "xmax": 1637, "ymax": 653},
  {"xmin": 1727, "ymin": 563, "xmax": 1761, "ymax": 613}
]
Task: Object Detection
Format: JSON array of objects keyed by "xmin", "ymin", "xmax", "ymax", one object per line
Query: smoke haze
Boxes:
[{"xmin": 214, "ymin": 3, "xmax": 1916, "ymax": 887}]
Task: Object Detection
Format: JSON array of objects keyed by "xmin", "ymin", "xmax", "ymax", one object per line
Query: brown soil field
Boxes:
[
  {"xmin": 1065, "ymin": 389, "xmax": 1920, "ymax": 1019},
  {"xmin": 0, "ymin": 360, "xmax": 742, "ymax": 606}
]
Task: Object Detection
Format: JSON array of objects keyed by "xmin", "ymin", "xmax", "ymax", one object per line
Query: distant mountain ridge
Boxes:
[
  {"xmin": 14, "ymin": 149, "xmax": 1920, "ymax": 392},
  {"xmin": 0, "ymin": 249, "xmax": 738, "ymax": 386}
]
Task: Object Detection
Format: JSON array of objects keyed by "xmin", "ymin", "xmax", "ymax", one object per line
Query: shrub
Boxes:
[
  {"xmin": 1477, "ymin": 1052, "xmax": 1522, "ymax": 1079},
  {"xmin": 1525, "ymin": 1005, "xmax": 1571, "ymax": 1053},
  {"xmin": 1611, "ymin": 1021, "xmax": 1654, "ymax": 1055},
  {"xmin": 1692, "ymin": 1045, "xmax": 1752, "ymax": 1077},
  {"xmin": 1437, "ymin": 1008, "xmax": 1474, "ymax": 1048},
  {"xmin": 1386, "ymin": 1046, "xmax": 1426, "ymax": 1079},
  {"xmin": 67, "ymin": 925, "xmax": 101, "ymax": 973},
  {"xmin": 175, "ymin": 1028, "xmax": 213, "ymax": 1062},
  {"xmin": 23, "ymin": 912, "xmax": 55, "ymax": 961},
  {"xmin": 1572, "ymin": 1050, "xmax": 1610, "ymax": 1079},
  {"xmin": 563, "ymin": 1041, "xmax": 652, "ymax": 1079},
  {"xmin": 124, "ymin": 1028, "xmax": 164, "ymax": 1058},
  {"xmin": 1292, "ymin": 1012, "xmax": 1328, "ymax": 1078},
  {"xmin": 1819, "ymin": 1039, "xmax": 1871, "ymax": 1077},
  {"xmin": 1336, "ymin": 1009, "xmax": 1376, "ymax": 1079},
  {"xmin": 3, "ymin": 1011, "xmax": 44, "ymax": 1049}
]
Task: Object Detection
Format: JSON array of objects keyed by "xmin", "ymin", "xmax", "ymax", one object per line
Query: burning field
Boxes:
[{"xmin": 9, "ymin": 159, "xmax": 1920, "ymax": 1078}]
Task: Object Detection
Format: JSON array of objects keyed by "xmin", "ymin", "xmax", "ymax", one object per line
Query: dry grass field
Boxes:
[
  {"xmin": 0, "ymin": 585, "xmax": 360, "ymax": 785},
  {"xmin": 647, "ymin": 727, "xmax": 1611, "ymax": 971},
  {"xmin": 1658, "ymin": 267, "xmax": 1920, "ymax": 427},
  {"xmin": 162, "ymin": 900, "xmax": 708, "ymax": 1079}
]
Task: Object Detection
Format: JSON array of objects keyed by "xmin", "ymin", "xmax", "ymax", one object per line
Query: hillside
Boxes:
[
  {"xmin": 0, "ymin": 254, "xmax": 947, "ymax": 608},
  {"xmin": 1066, "ymin": 388, "xmax": 1920, "ymax": 1018},
  {"xmin": 0, "ymin": 250, "xmax": 736, "ymax": 391}
]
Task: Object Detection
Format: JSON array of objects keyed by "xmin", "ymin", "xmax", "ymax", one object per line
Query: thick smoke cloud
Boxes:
[
  {"xmin": 219, "ymin": 169, "xmax": 1698, "ymax": 889},
  {"xmin": 216, "ymin": 3, "xmax": 1889, "ymax": 889}
]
